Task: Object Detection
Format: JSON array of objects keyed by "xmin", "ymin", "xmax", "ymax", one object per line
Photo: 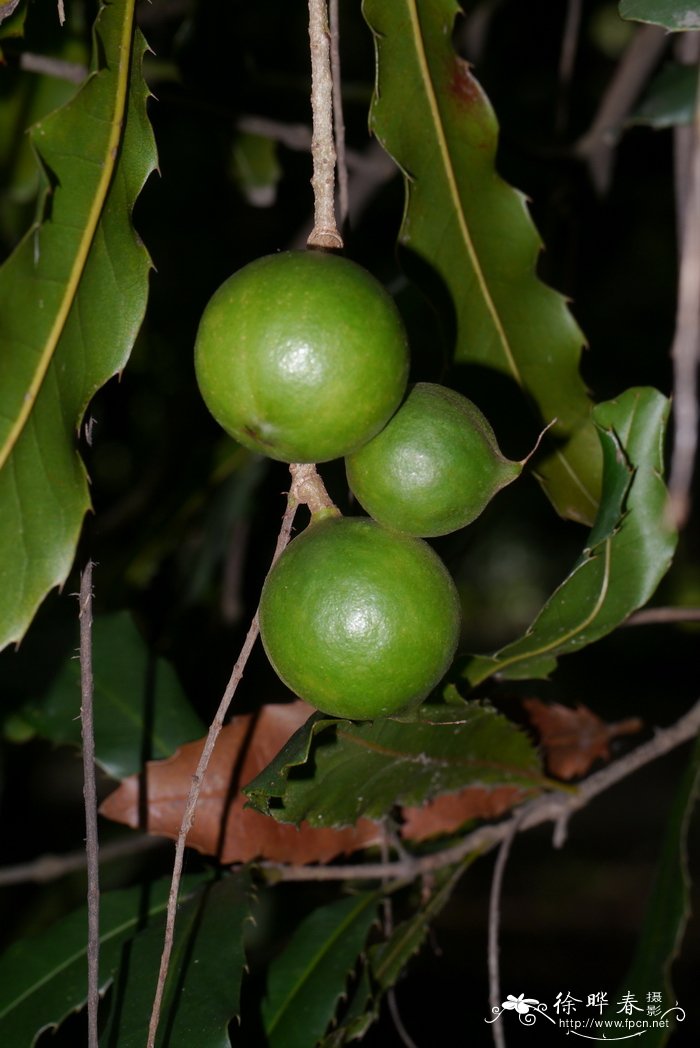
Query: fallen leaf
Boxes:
[
  {"xmin": 401, "ymin": 784, "xmax": 533, "ymax": 842},
  {"xmin": 522, "ymin": 698, "xmax": 643, "ymax": 779},
  {"xmin": 99, "ymin": 701, "xmax": 382, "ymax": 864}
]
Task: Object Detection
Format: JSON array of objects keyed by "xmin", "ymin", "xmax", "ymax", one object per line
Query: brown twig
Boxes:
[
  {"xmin": 146, "ymin": 489, "xmax": 298, "ymax": 1047},
  {"xmin": 667, "ymin": 34, "xmax": 700, "ymax": 529},
  {"xmin": 556, "ymin": 0, "xmax": 583, "ymax": 133},
  {"xmin": 487, "ymin": 812, "xmax": 522, "ymax": 1048},
  {"xmin": 290, "ymin": 138, "xmax": 398, "ymax": 250},
  {"xmin": 19, "ymin": 53, "xmax": 87, "ymax": 83},
  {"xmin": 147, "ymin": 464, "xmax": 334, "ymax": 1046},
  {"xmin": 79, "ymin": 562, "xmax": 100, "ymax": 1048},
  {"xmin": 307, "ymin": 0, "xmax": 343, "ymax": 249},
  {"xmin": 456, "ymin": 0, "xmax": 505, "ymax": 65},
  {"xmin": 259, "ymin": 698, "xmax": 700, "ymax": 882},
  {"xmin": 329, "ymin": 0, "xmax": 349, "ymax": 230},
  {"xmin": 0, "ymin": 834, "xmax": 164, "ymax": 888},
  {"xmin": 574, "ymin": 25, "xmax": 668, "ymax": 193},
  {"xmin": 625, "ymin": 605, "xmax": 700, "ymax": 626},
  {"xmin": 289, "ymin": 461, "xmax": 336, "ymax": 515},
  {"xmin": 378, "ymin": 828, "xmax": 419, "ymax": 1048},
  {"xmin": 0, "ymin": 0, "xmax": 21, "ymax": 26}
]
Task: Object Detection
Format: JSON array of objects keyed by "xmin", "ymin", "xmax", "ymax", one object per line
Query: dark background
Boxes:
[{"xmin": 0, "ymin": 1, "xmax": 698, "ymax": 1044}]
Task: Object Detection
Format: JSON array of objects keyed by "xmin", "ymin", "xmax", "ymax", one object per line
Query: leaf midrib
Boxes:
[
  {"xmin": 265, "ymin": 895, "xmax": 376, "ymax": 1036},
  {"xmin": 0, "ymin": 1, "xmax": 136, "ymax": 473},
  {"xmin": 470, "ymin": 537, "xmax": 614, "ymax": 686},
  {"xmin": 0, "ymin": 890, "xmax": 174, "ymax": 1022},
  {"xmin": 405, "ymin": 0, "xmax": 523, "ymax": 386},
  {"xmin": 335, "ymin": 729, "xmax": 547, "ymax": 784}
]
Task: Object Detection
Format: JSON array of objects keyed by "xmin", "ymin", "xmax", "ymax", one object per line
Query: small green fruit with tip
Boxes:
[
  {"xmin": 345, "ymin": 383, "xmax": 522, "ymax": 537},
  {"xmin": 194, "ymin": 250, "xmax": 409, "ymax": 463},
  {"xmin": 259, "ymin": 516, "xmax": 461, "ymax": 720}
]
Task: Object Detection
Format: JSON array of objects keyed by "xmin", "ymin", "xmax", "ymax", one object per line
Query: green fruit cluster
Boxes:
[{"xmin": 195, "ymin": 250, "xmax": 519, "ymax": 719}]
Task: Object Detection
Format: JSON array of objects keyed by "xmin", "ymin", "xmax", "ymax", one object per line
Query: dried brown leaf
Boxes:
[
  {"xmin": 401, "ymin": 785, "xmax": 531, "ymax": 842},
  {"xmin": 522, "ymin": 698, "xmax": 643, "ymax": 779},
  {"xmin": 99, "ymin": 701, "xmax": 381, "ymax": 864}
]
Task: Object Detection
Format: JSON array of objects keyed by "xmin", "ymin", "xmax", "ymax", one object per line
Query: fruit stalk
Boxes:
[
  {"xmin": 289, "ymin": 462, "xmax": 338, "ymax": 517},
  {"xmin": 307, "ymin": 0, "xmax": 343, "ymax": 249}
]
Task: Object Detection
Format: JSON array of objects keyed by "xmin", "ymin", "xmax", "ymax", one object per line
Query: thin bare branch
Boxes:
[
  {"xmin": 148, "ymin": 465, "xmax": 334, "ymax": 1046},
  {"xmin": 329, "ymin": 0, "xmax": 349, "ymax": 229},
  {"xmin": 574, "ymin": 25, "xmax": 668, "ymax": 193},
  {"xmin": 387, "ymin": 991, "xmax": 420, "ymax": 1048},
  {"xmin": 667, "ymin": 35, "xmax": 700, "ymax": 529},
  {"xmin": 0, "ymin": 835, "xmax": 164, "ymax": 888},
  {"xmin": 307, "ymin": 0, "xmax": 343, "ymax": 249},
  {"xmin": 625, "ymin": 605, "xmax": 700, "ymax": 626},
  {"xmin": 237, "ymin": 115, "xmax": 314, "ymax": 152},
  {"xmin": 259, "ymin": 698, "xmax": 700, "ymax": 882},
  {"xmin": 456, "ymin": 0, "xmax": 505, "ymax": 65},
  {"xmin": 488, "ymin": 813, "xmax": 522, "ymax": 1048},
  {"xmin": 19, "ymin": 52, "xmax": 87, "ymax": 83},
  {"xmin": 236, "ymin": 115, "xmax": 383, "ymax": 178},
  {"xmin": 556, "ymin": 0, "xmax": 583, "ymax": 133},
  {"xmin": 0, "ymin": 0, "xmax": 21, "ymax": 27},
  {"xmin": 146, "ymin": 489, "xmax": 299, "ymax": 1047},
  {"xmin": 79, "ymin": 562, "xmax": 99, "ymax": 1048}
]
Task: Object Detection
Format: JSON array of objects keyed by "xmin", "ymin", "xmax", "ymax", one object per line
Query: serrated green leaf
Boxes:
[
  {"xmin": 102, "ymin": 872, "xmax": 253, "ymax": 1048},
  {"xmin": 321, "ymin": 861, "xmax": 474, "ymax": 1047},
  {"xmin": 620, "ymin": 0, "xmax": 700, "ymax": 30},
  {"xmin": 605, "ymin": 734, "xmax": 700, "ymax": 1045},
  {"xmin": 362, "ymin": 0, "xmax": 602, "ymax": 524},
  {"xmin": 319, "ymin": 968, "xmax": 375, "ymax": 1048},
  {"xmin": 464, "ymin": 387, "xmax": 678, "ymax": 686},
  {"xmin": 632, "ymin": 63, "xmax": 700, "ymax": 128},
  {"xmin": 19, "ymin": 611, "xmax": 204, "ymax": 779},
  {"xmin": 0, "ymin": 0, "xmax": 156, "ymax": 651},
  {"xmin": 262, "ymin": 892, "xmax": 379, "ymax": 1048},
  {"xmin": 371, "ymin": 858, "xmax": 472, "ymax": 991},
  {"xmin": 0, "ymin": 874, "xmax": 207, "ymax": 1047},
  {"xmin": 245, "ymin": 702, "xmax": 545, "ymax": 827}
]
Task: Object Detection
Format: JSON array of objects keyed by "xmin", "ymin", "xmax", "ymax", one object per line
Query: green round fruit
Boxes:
[
  {"xmin": 194, "ymin": 250, "xmax": 409, "ymax": 463},
  {"xmin": 259, "ymin": 516, "xmax": 461, "ymax": 720},
  {"xmin": 345, "ymin": 383, "xmax": 522, "ymax": 537}
]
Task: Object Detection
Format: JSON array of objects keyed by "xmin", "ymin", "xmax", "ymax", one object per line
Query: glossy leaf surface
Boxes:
[
  {"xmin": 363, "ymin": 0, "xmax": 601, "ymax": 523},
  {"xmin": 464, "ymin": 388, "xmax": 677, "ymax": 685},
  {"xmin": 620, "ymin": 0, "xmax": 700, "ymax": 29},
  {"xmin": 244, "ymin": 701, "xmax": 546, "ymax": 827},
  {"xmin": 262, "ymin": 893, "xmax": 379, "ymax": 1048},
  {"xmin": 0, "ymin": 0, "xmax": 156, "ymax": 650},
  {"xmin": 21, "ymin": 611, "xmax": 204, "ymax": 779},
  {"xmin": 102, "ymin": 873, "xmax": 253, "ymax": 1048},
  {"xmin": 0, "ymin": 875, "xmax": 206, "ymax": 1046}
]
